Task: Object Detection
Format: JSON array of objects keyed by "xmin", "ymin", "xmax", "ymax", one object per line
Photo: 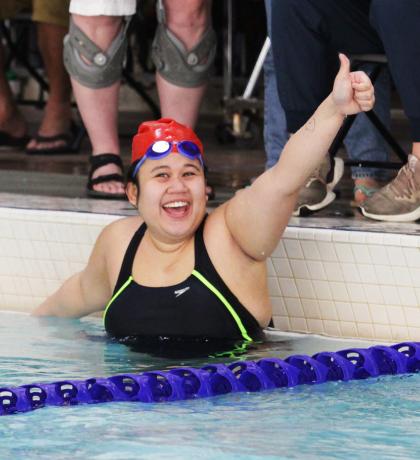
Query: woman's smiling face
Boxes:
[{"xmin": 134, "ymin": 153, "xmax": 207, "ymax": 242}]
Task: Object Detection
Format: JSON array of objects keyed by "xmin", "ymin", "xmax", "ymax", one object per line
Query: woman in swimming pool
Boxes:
[{"xmin": 33, "ymin": 55, "xmax": 374, "ymax": 348}]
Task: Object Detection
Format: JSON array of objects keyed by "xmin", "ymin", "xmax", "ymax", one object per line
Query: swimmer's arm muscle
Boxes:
[
  {"xmin": 224, "ymin": 95, "xmax": 345, "ymax": 260},
  {"xmin": 225, "ymin": 56, "xmax": 374, "ymax": 260}
]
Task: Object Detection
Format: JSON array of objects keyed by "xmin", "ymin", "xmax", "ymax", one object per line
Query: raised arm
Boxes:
[{"xmin": 224, "ymin": 54, "xmax": 375, "ymax": 260}]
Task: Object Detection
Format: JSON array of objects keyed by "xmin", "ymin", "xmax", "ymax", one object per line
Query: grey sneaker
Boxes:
[
  {"xmin": 360, "ymin": 155, "xmax": 420, "ymax": 222},
  {"xmin": 293, "ymin": 156, "xmax": 344, "ymax": 216}
]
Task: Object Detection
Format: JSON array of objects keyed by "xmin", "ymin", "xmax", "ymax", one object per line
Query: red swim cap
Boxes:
[{"xmin": 131, "ymin": 118, "xmax": 204, "ymax": 164}]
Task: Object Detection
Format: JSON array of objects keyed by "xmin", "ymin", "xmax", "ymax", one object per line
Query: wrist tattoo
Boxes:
[{"xmin": 305, "ymin": 117, "xmax": 315, "ymax": 131}]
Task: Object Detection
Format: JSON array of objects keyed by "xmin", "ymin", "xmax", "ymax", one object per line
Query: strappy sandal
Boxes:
[
  {"xmin": 350, "ymin": 184, "xmax": 379, "ymax": 208},
  {"xmin": 0, "ymin": 131, "xmax": 30, "ymax": 149},
  {"xmin": 87, "ymin": 153, "xmax": 127, "ymax": 200},
  {"xmin": 26, "ymin": 122, "xmax": 85, "ymax": 155}
]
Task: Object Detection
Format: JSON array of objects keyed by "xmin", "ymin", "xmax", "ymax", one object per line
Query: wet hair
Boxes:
[{"xmin": 127, "ymin": 160, "xmax": 140, "ymax": 186}]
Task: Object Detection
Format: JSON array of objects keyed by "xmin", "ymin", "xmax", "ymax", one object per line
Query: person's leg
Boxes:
[
  {"xmin": 0, "ymin": 0, "xmax": 28, "ymax": 142},
  {"xmin": 271, "ymin": 0, "xmax": 385, "ymax": 216},
  {"xmin": 0, "ymin": 41, "xmax": 27, "ymax": 140},
  {"xmin": 370, "ymin": 0, "xmax": 420, "ymax": 161},
  {"xmin": 263, "ymin": 0, "xmax": 288, "ymax": 170},
  {"xmin": 68, "ymin": 14, "xmax": 125, "ymax": 195},
  {"xmin": 23, "ymin": 0, "xmax": 75, "ymax": 152},
  {"xmin": 271, "ymin": 0, "xmax": 383, "ymax": 133},
  {"xmin": 26, "ymin": 24, "xmax": 72, "ymax": 151},
  {"xmin": 270, "ymin": 0, "xmax": 335, "ymax": 133},
  {"xmin": 263, "ymin": 48, "xmax": 288, "ymax": 169},
  {"xmin": 360, "ymin": 0, "xmax": 420, "ymax": 221},
  {"xmin": 345, "ymin": 64, "xmax": 391, "ymax": 205},
  {"xmin": 263, "ymin": 0, "xmax": 388, "ymax": 183},
  {"xmin": 70, "ymin": 15, "xmax": 121, "ymax": 157},
  {"xmin": 271, "ymin": 0, "xmax": 342, "ymax": 215},
  {"xmin": 155, "ymin": 0, "xmax": 213, "ymax": 128},
  {"xmin": 63, "ymin": 0, "xmax": 135, "ymax": 197}
]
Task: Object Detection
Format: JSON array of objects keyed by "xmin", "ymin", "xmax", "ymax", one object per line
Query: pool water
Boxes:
[{"xmin": 1, "ymin": 311, "xmax": 420, "ymax": 460}]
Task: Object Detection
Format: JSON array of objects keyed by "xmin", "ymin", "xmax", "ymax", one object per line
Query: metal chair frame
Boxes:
[{"xmin": 329, "ymin": 54, "xmax": 407, "ymax": 170}]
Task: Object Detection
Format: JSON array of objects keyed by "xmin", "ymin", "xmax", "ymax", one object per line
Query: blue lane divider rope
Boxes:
[{"xmin": 1, "ymin": 341, "xmax": 419, "ymax": 415}]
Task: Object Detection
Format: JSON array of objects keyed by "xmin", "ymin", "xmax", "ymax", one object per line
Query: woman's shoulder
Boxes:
[
  {"xmin": 203, "ymin": 203, "xmax": 229, "ymax": 235},
  {"xmin": 203, "ymin": 204, "xmax": 235, "ymax": 251},
  {"xmin": 94, "ymin": 216, "xmax": 144, "ymax": 281},
  {"xmin": 97, "ymin": 216, "xmax": 144, "ymax": 249}
]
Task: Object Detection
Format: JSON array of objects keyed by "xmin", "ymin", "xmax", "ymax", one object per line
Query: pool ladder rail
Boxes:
[{"xmin": 1, "ymin": 341, "xmax": 419, "ymax": 415}]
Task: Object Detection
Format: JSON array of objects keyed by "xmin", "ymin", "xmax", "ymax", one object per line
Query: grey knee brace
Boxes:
[
  {"xmin": 151, "ymin": 1, "xmax": 216, "ymax": 88},
  {"xmin": 63, "ymin": 17, "xmax": 130, "ymax": 89}
]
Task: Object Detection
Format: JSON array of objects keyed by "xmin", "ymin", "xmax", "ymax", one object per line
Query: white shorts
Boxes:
[{"xmin": 69, "ymin": 0, "xmax": 136, "ymax": 16}]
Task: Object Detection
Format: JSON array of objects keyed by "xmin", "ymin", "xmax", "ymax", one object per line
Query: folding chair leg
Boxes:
[{"xmin": 0, "ymin": 22, "xmax": 49, "ymax": 94}]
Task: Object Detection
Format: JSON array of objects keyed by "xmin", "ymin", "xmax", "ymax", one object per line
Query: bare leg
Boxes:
[
  {"xmin": 352, "ymin": 177, "xmax": 381, "ymax": 206},
  {"xmin": 412, "ymin": 142, "xmax": 420, "ymax": 160},
  {"xmin": 157, "ymin": 0, "xmax": 212, "ymax": 128},
  {"xmin": 26, "ymin": 22, "xmax": 73, "ymax": 151},
  {"xmin": 70, "ymin": 14, "xmax": 124, "ymax": 195},
  {"xmin": 0, "ymin": 42, "xmax": 27, "ymax": 138}
]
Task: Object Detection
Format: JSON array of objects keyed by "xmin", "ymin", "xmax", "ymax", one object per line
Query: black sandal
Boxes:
[
  {"xmin": 26, "ymin": 122, "xmax": 85, "ymax": 155},
  {"xmin": 87, "ymin": 153, "xmax": 127, "ymax": 200},
  {"xmin": 0, "ymin": 131, "xmax": 30, "ymax": 149}
]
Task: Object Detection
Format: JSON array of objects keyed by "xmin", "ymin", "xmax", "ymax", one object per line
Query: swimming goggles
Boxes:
[{"xmin": 132, "ymin": 140, "xmax": 204, "ymax": 178}]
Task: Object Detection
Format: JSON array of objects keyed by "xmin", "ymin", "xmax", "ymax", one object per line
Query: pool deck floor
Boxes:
[{"xmin": 0, "ymin": 105, "xmax": 418, "ymax": 236}]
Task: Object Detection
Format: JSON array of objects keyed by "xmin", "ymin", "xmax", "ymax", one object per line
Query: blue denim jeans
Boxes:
[
  {"xmin": 264, "ymin": 0, "xmax": 391, "ymax": 180},
  {"xmin": 264, "ymin": 0, "xmax": 288, "ymax": 170},
  {"xmin": 264, "ymin": 45, "xmax": 288, "ymax": 169}
]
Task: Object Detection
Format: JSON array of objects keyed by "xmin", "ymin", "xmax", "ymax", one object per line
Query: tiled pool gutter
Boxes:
[{"xmin": 0, "ymin": 195, "xmax": 418, "ymax": 342}]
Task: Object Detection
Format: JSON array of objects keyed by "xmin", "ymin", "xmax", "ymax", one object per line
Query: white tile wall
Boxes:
[
  {"xmin": 0, "ymin": 208, "xmax": 117, "ymax": 313},
  {"xmin": 0, "ymin": 207, "xmax": 419, "ymax": 341},
  {"xmin": 270, "ymin": 226, "xmax": 420, "ymax": 342}
]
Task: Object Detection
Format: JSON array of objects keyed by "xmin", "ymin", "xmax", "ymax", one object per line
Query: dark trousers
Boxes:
[{"xmin": 271, "ymin": 0, "xmax": 420, "ymax": 141}]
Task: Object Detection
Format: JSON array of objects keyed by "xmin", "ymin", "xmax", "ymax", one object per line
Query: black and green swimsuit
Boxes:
[{"xmin": 103, "ymin": 217, "xmax": 262, "ymax": 343}]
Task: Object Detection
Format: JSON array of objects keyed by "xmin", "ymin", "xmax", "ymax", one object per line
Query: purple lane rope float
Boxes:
[{"xmin": 1, "ymin": 341, "xmax": 419, "ymax": 415}]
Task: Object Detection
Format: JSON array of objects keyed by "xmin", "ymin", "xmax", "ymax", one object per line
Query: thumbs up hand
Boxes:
[{"xmin": 332, "ymin": 54, "xmax": 375, "ymax": 116}]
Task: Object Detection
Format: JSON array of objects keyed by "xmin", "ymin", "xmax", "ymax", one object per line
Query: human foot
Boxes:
[
  {"xmin": 0, "ymin": 110, "xmax": 28, "ymax": 147},
  {"xmin": 351, "ymin": 177, "xmax": 380, "ymax": 207},
  {"xmin": 26, "ymin": 102, "xmax": 73, "ymax": 152},
  {"xmin": 87, "ymin": 153, "xmax": 126, "ymax": 199}
]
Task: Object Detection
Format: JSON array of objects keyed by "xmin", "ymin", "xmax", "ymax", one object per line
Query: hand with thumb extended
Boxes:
[{"xmin": 332, "ymin": 53, "xmax": 375, "ymax": 116}]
